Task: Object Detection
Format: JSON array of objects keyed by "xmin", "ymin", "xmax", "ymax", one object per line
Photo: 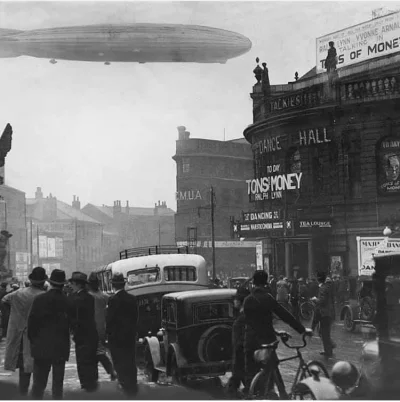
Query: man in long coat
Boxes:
[
  {"xmin": 0, "ymin": 267, "xmax": 47, "ymax": 396},
  {"xmin": 87, "ymin": 272, "xmax": 116, "ymax": 380},
  {"xmin": 68, "ymin": 271, "xmax": 98, "ymax": 392},
  {"xmin": 28, "ymin": 269, "xmax": 71, "ymax": 399},
  {"xmin": 106, "ymin": 273, "xmax": 139, "ymax": 396}
]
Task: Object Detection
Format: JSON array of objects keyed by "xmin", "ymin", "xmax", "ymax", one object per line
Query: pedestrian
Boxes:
[
  {"xmin": 87, "ymin": 272, "xmax": 117, "ymax": 381},
  {"xmin": 311, "ymin": 272, "xmax": 336, "ymax": 357},
  {"xmin": 243, "ymin": 271, "xmax": 312, "ymax": 397},
  {"xmin": 269, "ymin": 275, "xmax": 277, "ymax": 299},
  {"xmin": 0, "ymin": 267, "xmax": 47, "ymax": 396},
  {"xmin": 290, "ymin": 266, "xmax": 300, "ymax": 320},
  {"xmin": 106, "ymin": 273, "xmax": 139, "ymax": 396},
  {"xmin": 28, "ymin": 269, "xmax": 71, "ymax": 399},
  {"xmin": 299, "ymin": 278, "xmax": 309, "ymax": 299},
  {"xmin": 276, "ymin": 275, "xmax": 290, "ymax": 309},
  {"xmin": 226, "ymin": 286, "xmax": 249, "ymax": 398},
  {"xmin": 308, "ymin": 277, "xmax": 319, "ymax": 298},
  {"xmin": 68, "ymin": 271, "xmax": 98, "ymax": 392}
]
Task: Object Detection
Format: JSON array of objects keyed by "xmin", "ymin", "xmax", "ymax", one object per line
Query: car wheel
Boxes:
[
  {"xmin": 198, "ymin": 325, "xmax": 232, "ymax": 363},
  {"xmin": 144, "ymin": 344, "xmax": 159, "ymax": 383},
  {"xmin": 344, "ymin": 308, "xmax": 356, "ymax": 332}
]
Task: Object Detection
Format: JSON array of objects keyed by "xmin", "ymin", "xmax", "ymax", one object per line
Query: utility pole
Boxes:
[
  {"xmin": 198, "ymin": 186, "xmax": 217, "ymax": 280},
  {"xmin": 211, "ymin": 186, "xmax": 216, "ymax": 280}
]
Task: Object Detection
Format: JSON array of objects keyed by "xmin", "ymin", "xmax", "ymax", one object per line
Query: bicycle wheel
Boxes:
[
  {"xmin": 248, "ymin": 371, "xmax": 279, "ymax": 400},
  {"xmin": 300, "ymin": 302, "xmax": 314, "ymax": 321}
]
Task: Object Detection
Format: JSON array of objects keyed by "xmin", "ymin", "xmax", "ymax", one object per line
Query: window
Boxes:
[
  {"xmin": 182, "ymin": 158, "xmax": 190, "ymax": 173},
  {"xmin": 196, "ymin": 303, "xmax": 233, "ymax": 322},
  {"xmin": 127, "ymin": 267, "xmax": 161, "ymax": 286},
  {"xmin": 343, "ymin": 132, "xmax": 362, "ymax": 198},
  {"xmin": 164, "ymin": 266, "xmax": 197, "ymax": 281}
]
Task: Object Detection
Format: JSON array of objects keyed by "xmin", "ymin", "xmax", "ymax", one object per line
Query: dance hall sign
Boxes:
[{"xmin": 316, "ymin": 11, "xmax": 400, "ymax": 73}]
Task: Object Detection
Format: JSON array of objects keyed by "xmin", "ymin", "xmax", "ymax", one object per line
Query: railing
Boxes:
[{"xmin": 119, "ymin": 245, "xmax": 190, "ymax": 260}]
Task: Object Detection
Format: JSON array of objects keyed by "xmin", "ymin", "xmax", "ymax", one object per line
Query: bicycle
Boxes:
[
  {"xmin": 248, "ymin": 331, "xmax": 329, "ymax": 400},
  {"xmin": 299, "ymin": 298, "xmax": 315, "ymax": 321}
]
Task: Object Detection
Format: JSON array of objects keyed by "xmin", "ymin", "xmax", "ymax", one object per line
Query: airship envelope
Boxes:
[{"xmin": 0, "ymin": 24, "xmax": 252, "ymax": 63}]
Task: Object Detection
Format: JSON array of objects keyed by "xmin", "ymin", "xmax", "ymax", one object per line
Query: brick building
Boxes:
[
  {"xmin": 173, "ymin": 126, "xmax": 257, "ymax": 277},
  {"xmin": 241, "ymin": 13, "xmax": 400, "ymax": 279},
  {"xmin": 82, "ymin": 200, "xmax": 175, "ymax": 264}
]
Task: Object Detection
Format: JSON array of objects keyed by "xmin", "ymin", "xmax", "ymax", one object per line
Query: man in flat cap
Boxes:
[
  {"xmin": 68, "ymin": 272, "xmax": 98, "ymax": 392},
  {"xmin": 106, "ymin": 273, "xmax": 139, "ymax": 396}
]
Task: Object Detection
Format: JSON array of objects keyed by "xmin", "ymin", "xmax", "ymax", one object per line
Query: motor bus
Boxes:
[{"xmin": 94, "ymin": 246, "xmax": 210, "ymax": 339}]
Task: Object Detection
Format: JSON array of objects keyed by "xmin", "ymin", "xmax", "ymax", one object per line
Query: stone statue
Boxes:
[
  {"xmin": 0, "ymin": 124, "xmax": 12, "ymax": 168},
  {"xmin": 261, "ymin": 62, "xmax": 271, "ymax": 94},
  {"xmin": 0, "ymin": 230, "xmax": 12, "ymax": 272},
  {"xmin": 325, "ymin": 41, "xmax": 337, "ymax": 73}
]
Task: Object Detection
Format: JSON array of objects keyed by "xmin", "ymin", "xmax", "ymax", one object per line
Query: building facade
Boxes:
[
  {"xmin": 173, "ymin": 126, "xmax": 257, "ymax": 277},
  {"xmin": 26, "ymin": 188, "xmax": 104, "ymax": 277},
  {"xmin": 242, "ymin": 47, "xmax": 400, "ymax": 280},
  {"xmin": 82, "ymin": 200, "xmax": 175, "ymax": 264}
]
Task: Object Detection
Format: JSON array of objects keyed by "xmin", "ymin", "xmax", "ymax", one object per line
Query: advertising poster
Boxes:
[
  {"xmin": 377, "ymin": 137, "xmax": 400, "ymax": 194},
  {"xmin": 317, "ymin": 11, "xmax": 400, "ymax": 73},
  {"xmin": 357, "ymin": 236, "xmax": 400, "ymax": 276}
]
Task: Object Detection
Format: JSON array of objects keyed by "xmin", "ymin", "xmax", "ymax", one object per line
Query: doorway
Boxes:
[{"xmin": 290, "ymin": 242, "xmax": 309, "ymax": 279}]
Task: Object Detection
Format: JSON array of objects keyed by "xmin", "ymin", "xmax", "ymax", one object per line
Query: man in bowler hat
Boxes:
[
  {"xmin": 28, "ymin": 269, "xmax": 71, "ymax": 399},
  {"xmin": 106, "ymin": 273, "xmax": 139, "ymax": 396},
  {"xmin": 68, "ymin": 272, "xmax": 98, "ymax": 392},
  {"xmin": 1, "ymin": 267, "xmax": 47, "ymax": 396}
]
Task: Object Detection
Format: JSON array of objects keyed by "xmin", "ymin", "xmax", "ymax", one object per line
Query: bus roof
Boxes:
[{"xmin": 95, "ymin": 253, "xmax": 206, "ymax": 274}]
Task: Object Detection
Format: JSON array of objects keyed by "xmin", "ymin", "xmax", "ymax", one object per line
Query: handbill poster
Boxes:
[{"xmin": 317, "ymin": 11, "xmax": 400, "ymax": 73}]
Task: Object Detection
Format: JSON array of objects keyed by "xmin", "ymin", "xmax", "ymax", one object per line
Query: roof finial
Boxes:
[{"xmin": 253, "ymin": 57, "xmax": 262, "ymax": 84}]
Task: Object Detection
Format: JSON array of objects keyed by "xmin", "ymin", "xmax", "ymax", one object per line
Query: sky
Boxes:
[{"xmin": 0, "ymin": 0, "xmax": 396, "ymax": 210}]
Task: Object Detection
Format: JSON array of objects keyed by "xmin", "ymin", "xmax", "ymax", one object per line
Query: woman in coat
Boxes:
[{"xmin": 0, "ymin": 267, "xmax": 47, "ymax": 395}]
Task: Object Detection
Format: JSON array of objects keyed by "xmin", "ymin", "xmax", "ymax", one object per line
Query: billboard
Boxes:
[
  {"xmin": 316, "ymin": 11, "xmax": 400, "ymax": 74},
  {"xmin": 356, "ymin": 236, "xmax": 400, "ymax": 276}
]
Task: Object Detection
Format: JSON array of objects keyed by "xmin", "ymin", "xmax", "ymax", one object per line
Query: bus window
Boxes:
[
  {"xmin": 164, "ymin": 266, "xmax": 197, "ymax": 282},
  {"xmin": 127, "ymin": 267, "xmax": 161, "ymax": 286}
]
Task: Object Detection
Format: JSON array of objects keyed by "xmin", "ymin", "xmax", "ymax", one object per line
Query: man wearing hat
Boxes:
[
  {"xmin": 68, "ymin": 272, "xmax": 98, "ymax": 392},
  {"xmin": 28, "ymin": 269, "xmax": 71, "ymax": 399},
  {"xmin": 87, "ymin": 272, "xmax": 116, "ymax": 381},
  {"xmin": 311, "ymin": 272, "xmax": 336, "ymax": 357},
  {"xmin": 106, "ymin": 273, "xmax": 138, "ymax": 396},
  {"xmin": 0, "ymin": 267, "xmax": 47, "ymax": 396}
]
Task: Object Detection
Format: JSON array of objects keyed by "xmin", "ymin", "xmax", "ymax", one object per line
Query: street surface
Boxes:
[{"xmin": 0, "ymin": 319, "xmax": 367, "ymax": 399}]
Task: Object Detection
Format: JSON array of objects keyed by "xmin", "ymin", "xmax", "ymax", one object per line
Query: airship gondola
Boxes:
[{"xmin": 0, "ymin": 24, "xmax": 252, "ymax": 63}]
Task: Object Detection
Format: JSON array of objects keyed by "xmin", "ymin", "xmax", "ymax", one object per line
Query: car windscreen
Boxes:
[
  {"xmin": 127, "ymin": 267, "xmax": 161, "ymax": 286},
  {"xmin": 196, "ymin": 302, "xmax": 233, "ymax": 322},
  {"xmin": 386, "ymin": 275, "xmax": 400, "ymax": 342},
  {"xmin": 164, "ymin": 266, "xmax": 197, "ymax": 282}
]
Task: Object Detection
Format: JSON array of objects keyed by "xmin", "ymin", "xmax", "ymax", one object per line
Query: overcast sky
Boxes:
[{"xmin": 0, "ymin": 0, "xmax": 395, "ymax": 209}]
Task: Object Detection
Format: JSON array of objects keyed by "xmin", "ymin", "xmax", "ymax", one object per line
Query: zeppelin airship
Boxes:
[{"xmin": 0, "ymin": 24, "xmax": 252, "ymax": 64}]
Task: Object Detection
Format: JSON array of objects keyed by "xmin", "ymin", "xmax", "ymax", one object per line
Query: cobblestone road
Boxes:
[{"xmin": 0, "ymin": 318, "xmax": 369, "ymax": 398}]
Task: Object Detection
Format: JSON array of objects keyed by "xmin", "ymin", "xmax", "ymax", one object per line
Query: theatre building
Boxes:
[
  {"xmin": 173, "ymin": 126, "xmax": 256, "ymax": 277},
  {"xmin": 241, "ymin": 12, "xmax": 400, "ymax": 280}
]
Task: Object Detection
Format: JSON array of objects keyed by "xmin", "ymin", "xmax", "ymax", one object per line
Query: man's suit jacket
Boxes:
[
  {"xmin": 315, "ymin": 282, "xmax": 335, "ymax": 318},
  {"xmin": 69, "ymin": 290, "xmax": 98, "ymax": 345},
  {"xmin": 28, "ymin": 288, "xmax": 71, "ymax": 361},
  {"xmin": 106, "ymin": 290, "xmax": 138, "ymax": 347}
]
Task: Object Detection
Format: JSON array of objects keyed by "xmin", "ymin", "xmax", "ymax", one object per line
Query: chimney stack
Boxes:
[
  {"xmin": 113, "ymin": 200, "xmax": 122, "ymax": 217},
  {"xmin": 35, "ymin": 187, "xmax": 43, "ymax": 199},
  {"xmin": 177, "ymin": 126, "xmax": 190, "ymax": 140},
  {"xmin": 126, "ymin": 200, "xmax": 129, "ymax": 214},
  {"xmin": 72, "ymin": 195, "xmax": 81, "ymax": 210}
]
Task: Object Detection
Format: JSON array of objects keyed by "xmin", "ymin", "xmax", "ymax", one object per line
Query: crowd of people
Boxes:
[
  {"xmin": 0, "ymin": 267, "xmax": 139, "ymax": 399},
  {"xmin": 226, "ymin": 269, "xmax": 337, "ymax": 398}
]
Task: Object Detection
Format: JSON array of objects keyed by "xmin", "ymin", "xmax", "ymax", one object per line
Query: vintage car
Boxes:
[
  {"xmin": 228, "ymin": 276, "xmax": 249, "ymax": 289},
  {"xmin": 340, "ymin": 276, "xmax": 376, "ymax": 332},
  {"xmin": 143, "ymin": 288, "xmax": 236, "ymax": 383}
]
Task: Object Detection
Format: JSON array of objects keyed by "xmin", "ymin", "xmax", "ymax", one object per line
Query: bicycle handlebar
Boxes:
[{"xmin": 275, "ymin": 331, "xmax": 310, "ymax": 349}]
